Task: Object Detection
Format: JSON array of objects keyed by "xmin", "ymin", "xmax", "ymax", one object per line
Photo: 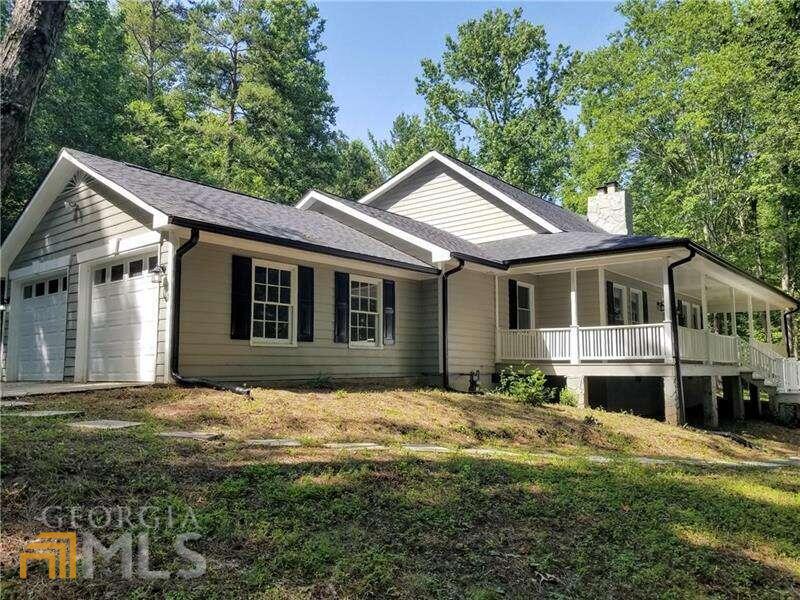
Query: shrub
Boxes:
[
  {"xmin": 495, "ymin": 364, "xmax": 551, "ymax": 405},
  {"xmin": 309, "ymin": 373, "xmax": 333, "ymax": 390},
  {"xmin": 558, "ymin": 387, "xmax": 578, "ymax": 407}
]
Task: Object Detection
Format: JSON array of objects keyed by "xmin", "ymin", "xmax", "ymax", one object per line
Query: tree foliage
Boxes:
[{"xmin": 567, "ymin": 0, "xmax": 798, "ymax": 297}]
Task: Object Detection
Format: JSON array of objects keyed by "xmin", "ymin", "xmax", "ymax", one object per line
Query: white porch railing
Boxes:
[
  {"xmin": 498, "ymin": 328, "xmax": 571, "ymax": 361},
  {"xmin": 579, "ymin": 323, "xmax": 665, "ymax": 360},
  {"xmin": 678, "ymin": 327, "xmax": 707, "ymax": 362},
  {"xmin": 783, "ymin": 358, "xmax": 800, "ymax": 392}
]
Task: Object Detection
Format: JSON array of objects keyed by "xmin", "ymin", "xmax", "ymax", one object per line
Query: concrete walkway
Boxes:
[{"xmin": 1, "ymin": 381, "xmax": 147, "ymax": 398}]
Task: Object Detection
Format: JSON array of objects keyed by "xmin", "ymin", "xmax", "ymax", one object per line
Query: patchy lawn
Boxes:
[{"xmin": 1, "ymin": 385, "xmax": 799, "ymax": 598}]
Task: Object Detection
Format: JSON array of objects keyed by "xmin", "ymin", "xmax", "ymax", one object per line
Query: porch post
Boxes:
[
  {"xmin": 747, "ymin": 295, "xmax": 755, "ymax": 342},
  {"xmin": 701, "ymin": 272, "xmax": 711, "ymax": 364},
  {"xmin": 661, "ymin": 258, "xmax": 674, "ymax": 364},
  {"xmin": 729, "ymin": 286, "xmax": 736, "ymax": 337},
  {"xmin": 570, "ymin": 268, "xmax": 579, "ymax": 364},
  {"xmin": 765, "ymin": 302, "xmax": 772, "ymax": 346},
  {"xmin": 494, "ymin": 275, "xmax": 500, "ymax": 362},
  {"xmin": 598, "ymin": 267, "xmax": 606, "ymax": 325}
]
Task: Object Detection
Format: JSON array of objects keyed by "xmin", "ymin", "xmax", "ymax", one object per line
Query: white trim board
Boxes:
[
  {"xmin": 358, "ymin": 151, "xmax": 562, "ymax": 234},
  {"xmin": 297, "ymin": 190, "xmax": 451, "ymax": 263}
]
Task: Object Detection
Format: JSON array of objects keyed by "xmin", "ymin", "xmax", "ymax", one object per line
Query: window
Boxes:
[
  {"xmin": 251, "ymin": 262, "xmax": 294, "ymax": 344},
  {"xmin": 350, "ymin": 276, "xmax": 380, "ymax": 345},
  {"xmin": 148, "ymin": 256, "xmax": 158, "ymax": 272},
  {"xmin": 23, "ymin": 285, "xmax": 32, "ymax": 299},
  {"xmin": 517, "ymin": 283, "xmax": 533, "ymax": 329},
  {"xmin": 94, "ymin": 268, "xmax": 107, "ymax": 285},
  {"xmin": 129, "ymin": 259, "xmax": 144, "ymax": 278},
  {"xmin": 62, "ymin": 277, "xmax": 68, "ymax": 291},
  {"xmin": 678, "ymin": 300, "xmax": 690, "ymax": 327},
  {"xmin": 110, "ymin": 263, "xmax": 124, "ymax": 282},
  {"xmin": 35, "ymin": 281, "xmax": 45, "ymax": 297},
  {"xmin": 629, "ymin": 288, "xmax": 643, "ymax": 324},
  {"xmin": 611, "ymin": 283, "xmax": 626, "ymax": 325},
  {"xmin": 47, "ymin": 279, "xmax": 59, "ymax": 294},
  {"xmin": 691, "ymin": 304, "xmax": 703, "ymax": 330}
]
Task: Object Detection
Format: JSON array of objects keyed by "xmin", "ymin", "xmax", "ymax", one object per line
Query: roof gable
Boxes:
[{"xmin": 359, "ymin": 152, "xmax": 600, "ymax": 235}]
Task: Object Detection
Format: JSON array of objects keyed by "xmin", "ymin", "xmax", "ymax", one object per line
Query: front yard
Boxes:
[{"xmin": 2, "ymin": 385, "xmax": 799, "ymax": 598}]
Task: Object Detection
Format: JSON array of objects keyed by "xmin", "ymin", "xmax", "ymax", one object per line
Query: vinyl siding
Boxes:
[
  {"xmin": 446, "ymin": 269, "xmax": 496, "ymax": 389},
  {"xmin": 177, "ymin": 241, "xmax": 439, "ymax": 382},
  {"xmin": 372, "ymin": 162, "xmax": 541, "ymax": 243},
  {"xmin": 3, "ymin": 178, "xmax": 162, "ymax": 382}
]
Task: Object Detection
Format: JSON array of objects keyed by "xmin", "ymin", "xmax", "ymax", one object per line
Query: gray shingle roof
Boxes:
[
  {"xmin": 311, "ymin": 190, "xmax": 503, "ymax": 265},
  {"xmin": 443, "ymin": 154, "xmax": 605, "ymax": 233},
  {"xmin": 479, "ymin": 232, "xmax": 681, "ymax": 262},
  {"xmin": 66, "ymin": 149, "xmax": 434, "ymax": 271}
]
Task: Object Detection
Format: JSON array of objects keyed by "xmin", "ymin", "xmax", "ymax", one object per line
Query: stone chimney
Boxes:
[{"xmin": 586, "ymin": 181, "xmax": 632, "ymax": 235}]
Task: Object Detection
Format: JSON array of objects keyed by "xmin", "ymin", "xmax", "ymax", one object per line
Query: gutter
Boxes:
[
  {"xmin": 441, "ymin": 258, "xmax": 465, "ymax": 390},
  {"xmin": 667, "ymin": 247, "xmax": 696, "ymax": 424},
  {"xmin": 170, "ymin": 228, "xmax": 250, "ymax": 396},
  {"xmin": 785, "ymin": 306, "xmax": 800, "ymax": 358},
  {"xmin": 168, "ymin": 216, "xmax": 440, "ymax": 276}
]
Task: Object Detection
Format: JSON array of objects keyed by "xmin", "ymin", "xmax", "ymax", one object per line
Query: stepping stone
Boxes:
[
  {"xmin": 0, "ymin": 401, "xmax": 33, "ymax": 408},
  {"xmin": 402, "ymin": 444, "xmax": 451, "ymax": 453},
  {"xmin": 463, "ymin": 448, "xmax": 519, "ymax": 457},
  {"xmin": 323, "ymin": 442, "xmax": 386, "ymax": 450},
  {"xmin": 586, "ymin": 455, "xmax": 613, "ymax": 464},
  {"xmin": 246, "ymin": 438, "xmax": 301, "ymax": 447},
  {"xmin": 4, "ymin": 410, "xmax": 83, "ymax": 418},
  {"xmin": 158, "ymin": 431, "xmax": 221, "ymax": 441},
  {"xmin": 69, "ymin": 419, "xmax": 142, "ymax": 430},
  {"xmin": 635, "ymin": 457, "xmax": 672, "ymax": 465}
]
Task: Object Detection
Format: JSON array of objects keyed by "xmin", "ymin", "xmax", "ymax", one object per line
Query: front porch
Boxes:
[{"xmin": 490, "ymin": 247, "xmax": 798, "ymax": 424}]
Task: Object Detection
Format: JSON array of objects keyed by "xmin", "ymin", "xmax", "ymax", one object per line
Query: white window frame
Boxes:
[
  {"xmin": 517, "ymin": 282, "xmax": 534, "ymax": 330},
  {"xmin": 250, "ymin": 259, "xmax": 298, "ymax": 347},
  {"xmin": 349, "ymin": 274, "xmax": 382, "ymax": 348},
  {"xmin": 612, "ymin": 283, "xmax": 627, "ymax": 325},
  {"xmin": 629, "ymin": 287, "xmax": 644, "ymax": 325}
]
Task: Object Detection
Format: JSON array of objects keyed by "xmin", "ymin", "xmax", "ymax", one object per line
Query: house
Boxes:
[{"xmin": 1, "ymin": 148, "xmax": 798, "ymax": 426}]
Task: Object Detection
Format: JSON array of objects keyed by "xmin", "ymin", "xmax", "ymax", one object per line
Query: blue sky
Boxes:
[{"xmin": 316, "ymin": 2, "xmax": 625, "ymax": 143}]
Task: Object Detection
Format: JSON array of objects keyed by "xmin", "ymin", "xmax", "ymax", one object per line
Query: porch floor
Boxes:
[{"xmin": 1, "ymin": 381, "xmax": 148, "ymax": 399}]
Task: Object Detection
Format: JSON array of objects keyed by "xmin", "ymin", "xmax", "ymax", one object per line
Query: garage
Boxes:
[
  {"xmin": 88, "ymin": 252, "xmax": 160, "ymax": 382},
  {"xmin": 15, "ymin": 274, "xmax": 68, "ymax": 380}
]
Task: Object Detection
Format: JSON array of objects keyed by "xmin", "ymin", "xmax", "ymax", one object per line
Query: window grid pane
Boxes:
[
  {"xmin": 252, "ymin": 265, "xmax": 292, "ymax": 342},
  {"xmin": 350, "ymin": 279, "xmax": 378, "ymax": 343}
]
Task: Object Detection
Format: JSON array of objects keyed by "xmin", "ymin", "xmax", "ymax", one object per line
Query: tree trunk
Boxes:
[{"xmin": 0, "ymin": 0, "xmax": 69, "ymax": 192}]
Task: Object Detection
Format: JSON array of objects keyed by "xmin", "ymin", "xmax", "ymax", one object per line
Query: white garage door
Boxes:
[
  {"xmin": 88, "ymin": 253, "xmax": 159, "ymax": 382},
  {"xmin": 16, "ymin": 275, "xmax": 68, "ymax": 381}
]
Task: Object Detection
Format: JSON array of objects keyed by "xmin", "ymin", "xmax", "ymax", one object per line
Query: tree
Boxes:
[
  {"xmin": 0, "ymin": 0, "xmax": 68, "ymax": 192},
  {"xmin": 369, "ymin": 112, "xmax": 463, "ymax": 177},
  {"xmin": 119, "ymin": 0, "xmax": 186, "ymax": 101},
  {"xmin": 2, "ymin": 1, "xmax": 132, "ymax": 235},
  {"xmin": 330, "ymin": 139, "xmax": 382, "ymax": 199},
  {"xmin": 415, "ymin": 8, "xmax": 575, "ymax": 199},
  {"xmin": 568, "ymin": 0, "xmax": 797, "ymax": 291}
]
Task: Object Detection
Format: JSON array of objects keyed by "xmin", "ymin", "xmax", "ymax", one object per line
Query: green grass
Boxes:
[{"xmin": 2, "ymin": 407, "xmax": 800, "ymax": 598}]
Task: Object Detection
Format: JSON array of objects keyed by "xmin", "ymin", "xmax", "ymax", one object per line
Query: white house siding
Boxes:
[
  {"xmin": 446, "ymin": 268, "xmax": 496, "ymax": 389},
  {"xmin": 177, "ymin": 241, "xmax": 439, "ymax": 383},
  {"xmin": 370, "ymin": 162, "xmax": 542, "ymax": 243},
  {"xmin": 3, "ymin": 179, "xmax": 159, "ymax": 381}
]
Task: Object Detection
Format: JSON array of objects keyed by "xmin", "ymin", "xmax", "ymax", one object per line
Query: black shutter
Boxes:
[
  {"xmin": 642, "ymin": 291, "xmax": 649, "ymax": 323},
  {"xmin": 297, "ymin": 266, "xmax": 314, "ymax": 342},
  {"xmin": 508, "ymin": 279, "xmax": 518, "ymax": 329},
  {"xmin": 383, "ymin": 279, "xmax": 395, "ymax": 345},
  {"xmin": 334, "ymin": 272, "xmax": 349, "ymax": 343},
  {"xmin": 605, "ymin": 281, "xmax": 615, "ymax": 325},
  {"xmin": 231, "ymin": 255, "xmax": 252, "ymax": 340}
]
